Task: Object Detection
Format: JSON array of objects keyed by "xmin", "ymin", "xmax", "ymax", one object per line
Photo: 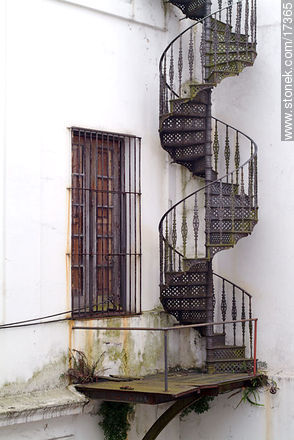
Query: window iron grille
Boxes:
[{"xmin": 70, "ymin": 127, "xmax": 141, "ymax": 318}]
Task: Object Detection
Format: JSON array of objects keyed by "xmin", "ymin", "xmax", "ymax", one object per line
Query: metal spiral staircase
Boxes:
[{"xmin": 159, "ymin": 0, "xmax": 258, "ymax": 374}]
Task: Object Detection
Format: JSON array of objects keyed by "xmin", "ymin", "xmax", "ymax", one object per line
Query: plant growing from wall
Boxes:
[
  {"xmin": 229, "ymin": 375, "xmax": 278, "ymax": 408},
  {"xmin": 180, "ymin": 396, "xmax": 215, "ymax": 419},
  {"xmin": 64, "ymin": 349, "xmax": 106, "ymax": 384},
  {"xmin": 98, "ymin": 401, "xmax": 134, "ymax": 440}
]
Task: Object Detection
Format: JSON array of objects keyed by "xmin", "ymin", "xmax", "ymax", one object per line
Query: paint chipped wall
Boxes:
[{"xmin": 72, "ymin": 311, "xmax": 206, "ymax": 379}]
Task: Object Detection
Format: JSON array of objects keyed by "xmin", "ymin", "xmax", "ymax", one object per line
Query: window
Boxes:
[{"xmin": 71, "ymin": 128, "xmax": 141, "ymax": 318}]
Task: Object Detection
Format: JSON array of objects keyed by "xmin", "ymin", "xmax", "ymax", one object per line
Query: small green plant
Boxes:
[
  {"xmin": 180, "ymin": 396, "xmax": 215, "ymax": 419},
  {"xmin": 98, "ymin": 401, "xmax": 134, "ymax": 440},
  {"xmin": 229, "ymin": 375, "xmax": 274, "ymax": 408},
  {"xmin": 64, "ymin": 349, "xmax": 106, "ymax": 384}
]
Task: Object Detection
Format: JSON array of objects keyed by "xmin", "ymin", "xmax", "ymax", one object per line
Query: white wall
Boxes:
[
  {"xmin": 0, "ymin": 0, "xmax": 182, "ymax": 390},
  {"xmin": 213, "ymin": 0, "xmax": 294, "ymax": 374},
  {"xmin": 0, "ymin": 0, "xmax": 293, "ymax": 439},
  {"xmin": 180, "ymin": 375, "xmax": 294, "ymax": 440}
]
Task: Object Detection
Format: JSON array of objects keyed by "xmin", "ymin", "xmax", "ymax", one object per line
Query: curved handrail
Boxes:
[
  {"xmin": 159, "ymin": 0, "xmax": 259, "ymax": 286},
  {"xmin": 159, "ymin": 116, "xmax": 257, "ymax": 232},
  {"xmin": 160, "ymin": 0, "xmax": 257, "ymax": 105},
  {"xmin": 213, "ymin": 272, "xmax": 252, "ymax": 298}
]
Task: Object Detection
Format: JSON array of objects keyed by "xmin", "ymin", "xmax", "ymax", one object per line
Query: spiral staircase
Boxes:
[{"xmin": 159, "ymin": 0, "xmax": 258, "ymax": 374}]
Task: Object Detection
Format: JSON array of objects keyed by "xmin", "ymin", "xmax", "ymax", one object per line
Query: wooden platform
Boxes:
[{"xmin": 76, "ymin": 371, "xmax": 260, "ymax": 405}]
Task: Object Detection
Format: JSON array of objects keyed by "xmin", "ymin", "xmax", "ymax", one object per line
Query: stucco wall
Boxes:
[
  {"xmin": 0, "ymin": 0, "xmax": 293, "ymax": 439},
  {"xmin": 0, "ymin": 0, "xmax": 183, "ymax": 390}
]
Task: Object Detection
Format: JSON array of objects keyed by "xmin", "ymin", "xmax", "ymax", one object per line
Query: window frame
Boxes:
[{"xmin": 70, "ymin": 127, "xmax": 142, "ymax": 319}]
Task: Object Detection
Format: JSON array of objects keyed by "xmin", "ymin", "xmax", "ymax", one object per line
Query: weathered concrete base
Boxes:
[{"xmin": 0, "ymin": 386, "xmax": 90, "ymax": 427}]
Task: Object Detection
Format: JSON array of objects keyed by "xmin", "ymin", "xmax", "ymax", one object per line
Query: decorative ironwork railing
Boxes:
[
  {"xmin": 159, "ymin": 118, "xmax": 258, "ymax": 279},
  {"xmin": 158, "ymin": 0, "xmax": 259, "ymax": 335},
  {"xmin": 160, "ymin": 0, "xmax": 257, "ymax": 115},
  {"xmin": 213, "ymin": 272, "xmax": 253, "ymax": 357}
]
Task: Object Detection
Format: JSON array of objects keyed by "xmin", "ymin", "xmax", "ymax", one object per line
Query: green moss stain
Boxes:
[
  {"xmin": 73, "ymin": 310, "xmax": 202, "ymax": 379},
  {"xmin": 0, "ymin": 354, "xmax": 68, "ymax": 397}
]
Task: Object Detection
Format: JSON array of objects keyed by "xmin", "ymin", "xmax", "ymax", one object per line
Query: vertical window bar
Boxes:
[
  {"xmin": 94, "ymin": 132, "xmax": 98, "ymax": 313},
  {"xmin": 128, "ymin": 137, "xmax": 132, "ymax": 314},
  {"xmin": 120, "ymin": 137, "xmax": 126, "ymax": 313},
  {"xmin": 139, "ymin": 138, "xmax": 142, "ymax": 314},
  {"xmin": 134, "ymin": 138, "xmax": 137, "ymax": 313},
  {"xmin": 101, "ymin": 133, "xmax": 105, "ymax": 312},
  {"xmin": 85, "ymin": 131, "xmax": 91, "ymax": 315},
  {"xmin": 71, "ymin": 131, "xmax": 76, "ymax": 315},
  {"xmin": 89, "ymin": 131, "xmax": 94, "ymax": 313},
  {"xmin": 79, "ymin": 131, "xmax": 83, "ymax": 317},
  {"xmin": 106, "ymin": 133, "xmax": 110, "ymax": 314}
]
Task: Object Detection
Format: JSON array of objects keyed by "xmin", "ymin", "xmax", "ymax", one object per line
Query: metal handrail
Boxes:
[
  {"xmin": 158, "ymin": 125, "xmax": 257, "ymax": 232},
  {"xmin": 159, "ymin": 0, "xmax": 256, "ymax": 102},
  {"xmin": 73, "ymin": 318, "xmax": 258, "ymax": 391},
  {"xmin": 213, "ymin": 272, "xmax": 252, "ymax": 299}
]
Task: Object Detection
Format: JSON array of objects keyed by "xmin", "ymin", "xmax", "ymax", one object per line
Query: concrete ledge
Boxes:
[{"xmin": 0, "ymin": 386, "xmax": 89, "ymax": 427}]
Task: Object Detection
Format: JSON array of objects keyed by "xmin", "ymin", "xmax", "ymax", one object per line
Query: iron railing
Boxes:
[
  {"xmin": 160, "ymin": 0, "xmax": 257, "ymax": 114},
  {"xmin": 73, "ymin": 317, "xmax": 258, "ymax": 391},
  {"xmin": 213, "ymin": 272, "xmax": 253, "ymax": 355},
  {"xmin": 159, "ymin": 118, "xmax": 258, "ymax": 281}
]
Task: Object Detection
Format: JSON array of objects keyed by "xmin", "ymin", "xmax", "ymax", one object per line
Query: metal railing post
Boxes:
[
  {"xmin": 253, "ymin": 318, "xmax": 258, "ymax": 375},
  {"xmin": 164, "ymin": 330, "xmax": 168, "ymax": 392}
]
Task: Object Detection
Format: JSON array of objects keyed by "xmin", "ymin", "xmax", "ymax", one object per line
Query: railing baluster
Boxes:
[
  {"xmin": 225, "ymin": 125, "xmax": 231, "ymax": 180},
  {"xmin": 218, "ymin": 179, "xmax": 224, "ymax": 244},
  {"xmin": 160, "ymin": 227, "xmax": 164, "ymax": 284},
  {"xmin": 169, "ymin": 44, "xmax": 174, "ymax": 99},
  {"xmin": 241, "ymin": 290, "xmax": 246, "ymax": 346},
  {"xmin": 206, "ymin": 185, "xmax": 211, "ymax": 256},
  {"xmin": 212, "ymin": 278, "xmax": 216, "ymax": 322},
  {"xmin": 218, "ymin": 0, "xmax": 222, "ymax": 21},
  {"xmin": 169, "ymin": 211, "xmax": 173, "ymax": 271},
  {"xmin": 232, "ymin": 286, "xmax": 237, "ymax": 346},
  {"xmin": 236, "ymin": 1, "xmax": 242, "ymax": 58},
  {"xmin": 193, "ymin": 193, "xmax": 199, "ymax": 258},
  {"xmin": 181, "ymin": 200, "xmax": 188, "ymax": 257},
  {"xmin": 163, "ymin": 55, "xmax": 168, "ymax": 113},
  {"xmin": 221, "ymin": 279, "xmax": 227, "ymax": 334},
  {"xmin": 165, "ymin": 217, "xmax": 169, "ymax": 274},
  {"xmin": 178, "ymin": 35, "xmax": 183, "ymax": 97},
  {"xmin": 250, "ymin": 0, "xmax": 255, "ymax": 46},
  {"xmin": 235, "ymin": 131, "xmax": 240, "ymax": 187},
  {"xmin": 229, "ymin": 0, "xmax": 233, "ymax": 26},
  {"xmin": 254, "ymin": 0, "xmax": 257, "ymax": 43},
  {"xmin": 225, "ymin": 7, "xmax": 231, "ymax": 70},
  {"xmin": 160, "ymin": 73, "xmax": 164, "ymax": 116},
  {"xmin": 172, "ymin": 208, "xmax": 177, "ymax": 271},
  {"xmin": 249, "ymin": 297, "xmax": 253, "ymax": 358},
  {"xmin": 188, "ymin": 28, "xmax": 194, "ymax": 83},
  {"xmin": 245, "ymin": 0, "xmax": 249, "ymax": 55},
  {"xmin": 213, "ymin": 14, "xmax": 218, "ymax": 69},
  {"xmin": 240, "ymin": 166, "xmax": 245, "ymax": 230},
  {"xmin": 231, "ymin": 172, "xmax": 235, "ymax": 244},
  {"xmin": 248, "ymin": 143, "xmax": 254, "ymax": 213},
  {"xmin": 254, "ymin": 155, "xmax": 258, "ymax": 212},
  {"xmin": 200, "ymin": 23, "xmax": 206, "ymax": 81},
  {"xmin": 213, "ymin": 119, "xmax": 220, "ymax": 173}
]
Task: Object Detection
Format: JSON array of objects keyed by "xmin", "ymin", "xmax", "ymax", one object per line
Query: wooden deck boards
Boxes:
[{"xmin": 76, "ymin": 371, "xmax": 260, "ymax": 404}]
